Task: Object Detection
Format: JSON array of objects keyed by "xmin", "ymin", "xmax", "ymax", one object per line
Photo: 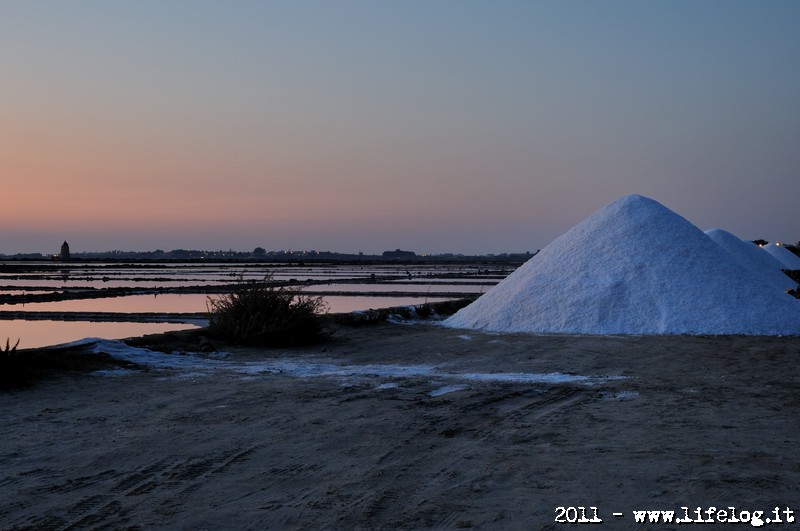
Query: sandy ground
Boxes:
[{"xmin": 1, "ymin": 321, "xmax": 799, "ymax": 530}]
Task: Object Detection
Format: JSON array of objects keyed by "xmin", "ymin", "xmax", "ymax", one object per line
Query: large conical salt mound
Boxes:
[
  {"xmin": 704, "ymin": 228, "xmax": 797, "ymax": 292},
  {"xmin": 445, "ymin": 194, "xmax": 800, "ymax": 335},
  {"xmin": 762, "ymin": 243, "xmax": 800, "ymax": 270}
]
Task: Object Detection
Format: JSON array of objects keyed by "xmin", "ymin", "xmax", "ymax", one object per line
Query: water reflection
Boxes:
[
  {"xmin": 319, "ymin": 296, "xmax": 453, "ymax": 313},
  {"xmin": 0, "ymin": 261, "xmax": 509, "ymax": 349},
  {"xmin": 14, "ymin": 294, "xmax": 211, "ymax": 313},
  {"xmin": 0, "ymin": 296, "xmax": 455, "ymax": 349},
  {"xmin": 0, "ymin": 320, "xmax": 201, "ymax": 350},
  {"xmin": 11, "ymin": 293, "xmax": 455, "ymax": 314}
]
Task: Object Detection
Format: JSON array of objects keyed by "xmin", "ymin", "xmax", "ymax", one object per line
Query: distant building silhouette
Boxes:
[
  {"xmin": 382, "ymin": 249, "xmax": 416, "ymax": 258},
  {"xmin": 60, "ymin": 241, "xmax": 71, "ymax": 260}
]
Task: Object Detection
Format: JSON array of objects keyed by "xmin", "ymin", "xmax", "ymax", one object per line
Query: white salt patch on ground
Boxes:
[
  {"xmin": 77, "ymin": 338, "xmax": 616, "ymax": 385},
  {"xmin": 79, "ymin": 338, "xmax": 226, "ymax": 372},
  {"xmin": 430, "ymin": 384, "xmax": 470, "ymax": 397},
  {"xmin": 93, "ymin": 368, "xmax": 138, "ymax": 377},
  {"xmin": 705, "ymin": 228, "xmax": 796, "ymax": 292},
  {"xmin": 599, "ymin": 390, "xmax": 640, "ymax": 401},
  {"xmin": 158, "ymin": 372, "xmax": 213, "ymax": 382},
  {"xmin": 762, "ymin": 243, "xmax": 800, "ymax": 270},
  {"xmin": 445, "ymin": 194, "xmax": 800, "ymax": 336},
  {"xmin": 459, "ymin": 372, "xmax": 592, "ymax": 384}
]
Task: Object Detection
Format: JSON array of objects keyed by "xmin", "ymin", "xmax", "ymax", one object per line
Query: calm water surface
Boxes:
[
  {"xmin": 8, "ymin": 293, "xmax": 456, "ymax": 314},
  {"xmin": 0, "ymin": 261, "xmax": 512, "ymax": 349},
  {"xmin": 1, "ymin": 320, "xmax": 201, "ymax": 350}
]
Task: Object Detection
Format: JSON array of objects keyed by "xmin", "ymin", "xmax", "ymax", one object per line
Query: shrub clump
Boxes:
[
  {"xmin": 1, "ymin": 337, "xmax": 20, "ymax": 353},
  {"xmin": 1, "ymin": 337, "xmax": 24, "ymax": 388},
  {"xmin": 207, "ymin": 275, "xmax": 328, "ymax": 346}
]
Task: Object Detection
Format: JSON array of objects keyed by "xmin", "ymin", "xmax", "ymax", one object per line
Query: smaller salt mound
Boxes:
[
  {"xmin": 762, "ymin": 243, "xmax": 800, "ymax": 270},
  {"xmin": 704, "ymin": 228, "xmax": 797, "ymax": 292},
  {"xmin": 445, "ymin": 194, "xmax": 800, "ymax": 336}
]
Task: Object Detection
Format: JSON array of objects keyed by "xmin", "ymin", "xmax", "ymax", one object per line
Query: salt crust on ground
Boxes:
[
  {"xmin": 762, "ymin": 242, "xmax": 800, "ymax": 270},
  {"xmin": 704, "ymin": 228, "xmax": 797, "ymax": 292},
  {"xmin": 5, "ymin": 327, "xmax": 798, "ymax": 529},
  {"xmin": 445, "ymin": 194, "xmax": 800, "ymax": 335},
  {"xmin": 69, "ymin": 337, "xmax": 609, "ymax": 384}
]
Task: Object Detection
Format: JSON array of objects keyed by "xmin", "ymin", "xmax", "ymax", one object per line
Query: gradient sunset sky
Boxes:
[{"xmin": 1, "ymin": 1, "xmax": 798, "ymax": 254}]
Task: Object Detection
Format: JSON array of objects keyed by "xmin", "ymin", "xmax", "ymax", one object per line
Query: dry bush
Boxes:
[
  {"xmin": 207, "ymin": 275, "xmax": 328, "ymax": 346},
  {"xmin": 0, "ymin": 337, "xmax": 23, "ymax": 388}
]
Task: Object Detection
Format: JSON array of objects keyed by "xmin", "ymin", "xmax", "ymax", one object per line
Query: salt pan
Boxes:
[
  {"xmin": 762, "ymin": 242, "xmax": 800, "ymax": 270},
  {"xmin": 445, "ymin": 194, "xmax": 800, "ymax": 335},
  {"xmin": 704, "ymin": 228, "xmax": 796, "ymax": 292}
]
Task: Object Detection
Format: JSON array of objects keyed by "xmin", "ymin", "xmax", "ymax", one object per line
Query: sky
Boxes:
[{"xmin": 1, "ymin": 1, "xmax": 798, "ymax": 255}]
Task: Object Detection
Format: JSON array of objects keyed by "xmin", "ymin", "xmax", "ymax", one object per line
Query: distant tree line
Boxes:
[{"xmin": 0, "ymin": 247, "xmax": 539, "ymax": 263}]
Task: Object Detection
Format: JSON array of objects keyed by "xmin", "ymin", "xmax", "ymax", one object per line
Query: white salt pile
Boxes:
[
  {"xmin": 445, "ymin": 194, "xmax": 800, "ymax": 335},
  {"xmin": 762, "ymin": 242, "xmax": 800, "ymax": 270},
  {"xmin": 704, "ymin": 228, "xmax": 797, "ymax": 292}
]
